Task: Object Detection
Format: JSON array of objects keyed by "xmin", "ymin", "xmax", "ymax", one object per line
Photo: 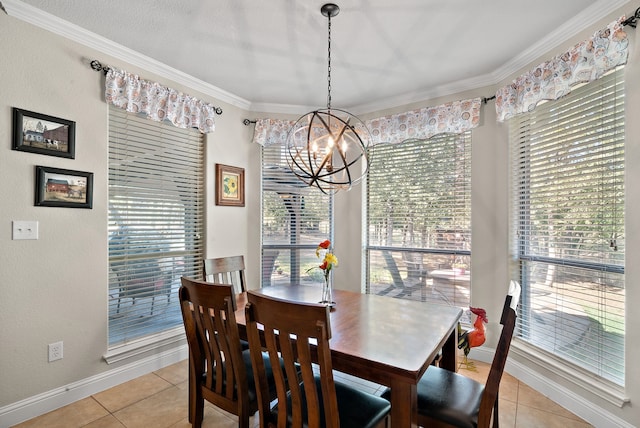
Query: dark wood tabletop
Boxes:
[{"xmin": 234, "ymin": 284, "xmax": 462, "ymax": 428}]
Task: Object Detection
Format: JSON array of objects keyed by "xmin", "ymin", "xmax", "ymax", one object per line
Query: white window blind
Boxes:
[
  {"xmin": 367, "ymin": 133, "xmax": 471, "ymax": 311},
  {"xmin": 261, "ymin": 143, "xmax": 333, "ymax": 287},
  {"xmin": 108, "ymin": 105, "xmax": 204, "ymax": 346},
  {"xmin": 510, "ymin": 68, "xmax": 625, "ymax": 385}
]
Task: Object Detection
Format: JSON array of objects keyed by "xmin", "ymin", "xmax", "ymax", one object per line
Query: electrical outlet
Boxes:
[
  {"xmin": 12, "ymin": 221, "xmax": 39, "ymax": 240},
  {"xmin": 48, "ymin": 341, "xmax": 63, "ymax": 362}
]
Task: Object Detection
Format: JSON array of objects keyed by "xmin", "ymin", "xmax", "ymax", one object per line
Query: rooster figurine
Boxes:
[{"xmin": 457, "ymin": 306, "xmax": 488, "ymax": 370}]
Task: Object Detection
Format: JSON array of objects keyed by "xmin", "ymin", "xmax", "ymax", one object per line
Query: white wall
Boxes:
[
  {"xmin": 1, "ymin": 4, "xmax": 639, "ymax": 428},
  {"xmin": 0, "ymin": 9, "xmax": 259, "ymax": 420}
]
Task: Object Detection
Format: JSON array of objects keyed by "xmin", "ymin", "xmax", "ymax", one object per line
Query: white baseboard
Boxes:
[
  {"xmin": 470, "ymin": 347, "xmax": 635, "ymax": 428},
  {"xmin": 0, "ymin": 345, "xmax": 188, "ymax": 428}
]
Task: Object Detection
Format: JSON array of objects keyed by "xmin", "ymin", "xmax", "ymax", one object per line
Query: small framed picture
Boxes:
[
  {"xmin": 215, "ymin": 164, "xmax": 245, "ymax": 207},
  {"xmin": 35, "ymin": 166, "xmax": 93, "ymax": 209},
  {"xmin": 13, "ymin": 108, "xmax": 76, "ymax": 159}
]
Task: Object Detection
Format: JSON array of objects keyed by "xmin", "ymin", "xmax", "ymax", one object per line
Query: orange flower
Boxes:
[
  {"xmin": 316, "ymin": 239, "xmax": 331, "ymax": 257},
  {"xmin": 309, "ymin": 240, "xmax": 338, "ymax": 281}
]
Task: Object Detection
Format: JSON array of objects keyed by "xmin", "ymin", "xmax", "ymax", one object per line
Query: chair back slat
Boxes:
[
  {"xmin": 179, "ymin": 277, "xmax": 251, "ymax": 425},
  {"xmin": 203, "ymin": 255, "xmax": 247, "ymax": 294},
  {"xmin": 245, "ymin": 291, "xmax": 340, "ymax": 428}
]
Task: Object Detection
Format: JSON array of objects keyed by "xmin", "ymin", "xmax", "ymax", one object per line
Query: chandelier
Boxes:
[{"xmin": 286, "ymin": 3, "xmax": 371, "ymax": 194}]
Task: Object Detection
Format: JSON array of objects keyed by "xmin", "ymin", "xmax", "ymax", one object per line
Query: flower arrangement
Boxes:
[
  {"xmin": 309, "ymin": 239, "xmax": 338, "ymax": 306},
  {"xmin": 314, "ymin": 239, "xmax": 338, "ymax": 281}
]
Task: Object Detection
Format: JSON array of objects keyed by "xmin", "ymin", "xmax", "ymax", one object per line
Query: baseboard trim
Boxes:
[
  {"xmin": 0, "ymin": 345, "xmax": 188, "ymax": 428},
  {"xmin": 470, "ymin": 347, "xmax": 635, "ymax": 428}
]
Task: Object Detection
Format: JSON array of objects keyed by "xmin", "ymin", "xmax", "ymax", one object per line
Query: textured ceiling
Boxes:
[{"xmin": 5, "ymin": 0, "xmax": 633, "ymax": 113}]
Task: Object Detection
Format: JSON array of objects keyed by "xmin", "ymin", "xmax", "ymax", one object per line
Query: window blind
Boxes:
[
  {"xmin": 367, "ymin": 134, "xmax": 471, "ymax": 310},
  {"xmin": 510, "ymin": 68, "xmax": 625, "ymax": 385},
  {"xmin": 108, "ymin": 105, "xmax": 204, "ymax": 346},
  {"xmin": 261, "ymin": 143, "xmax": 333, "ymax": 287}
]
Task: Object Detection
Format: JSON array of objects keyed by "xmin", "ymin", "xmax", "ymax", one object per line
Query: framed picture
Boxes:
[
  {"xmin": 215, "ymin": 164, "xmax": 245, "ymax": 207},
  {"xmin": 35, "ymin": 166, "xmax": 93, "ymax": 209},
  {"xmin": 13, "ymin": 108, "xmax": 76, "ymax": 159}
]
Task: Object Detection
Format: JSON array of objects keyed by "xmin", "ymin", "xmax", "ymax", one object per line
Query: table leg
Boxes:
[
  {"xmin": 439, "ymin": 328, "xmax": 458, "ymax": 372},
  {"xmin": 389, "ymin": 380, "xmax": 418, "ymax": 427}
]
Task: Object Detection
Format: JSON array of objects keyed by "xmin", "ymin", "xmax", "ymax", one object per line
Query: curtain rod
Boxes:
[
  {"xmin": 89, "ymin": 59, "xmax": 223, "ymax": 115},
  {"xmin": 622, "ymin": 6, "xmax": 640, "ymax": 27}
]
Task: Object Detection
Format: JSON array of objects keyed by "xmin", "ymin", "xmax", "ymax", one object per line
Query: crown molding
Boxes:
[
  {"xmin": 3, "ymin": 0, "xmax": 633, "ymax": 116},
  {"xmin": 2, "ymin": 0, "xmax": 252, "ymax": 111},
  {"xmin": 491, "ymin": 0, "xmax": 633, "ymax": 83}
]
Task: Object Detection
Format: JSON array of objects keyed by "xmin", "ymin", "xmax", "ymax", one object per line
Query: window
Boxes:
[
  {"xmin": 108, "ymin": 105, "xmax": 204, "ymax": 347},
  {"xmin": 261, "ymin": 143, "xmax": 333, "ymax": 287},
  {"xmin": 510, "ymin": 68, "xmax": 625, "ymax": 385},
  {"xmin": 367, "ymin": 133, "xmax": 471, "ymax": 313}
]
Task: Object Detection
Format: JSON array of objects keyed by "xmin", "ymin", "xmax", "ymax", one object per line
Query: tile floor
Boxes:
[{"xmin": 13, "ymin": 359, "xmax": 593, "ymax": 428}]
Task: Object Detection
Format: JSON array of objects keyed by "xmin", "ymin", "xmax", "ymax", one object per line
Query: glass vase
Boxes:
[{"xmin": 320, "ymin": 275, "xmax": 335, "ymax": 307}]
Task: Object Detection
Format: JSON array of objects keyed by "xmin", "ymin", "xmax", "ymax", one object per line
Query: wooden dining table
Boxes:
[{"xmin": 233, "ymin": 284, "xmax": 463, "ymax": 428}]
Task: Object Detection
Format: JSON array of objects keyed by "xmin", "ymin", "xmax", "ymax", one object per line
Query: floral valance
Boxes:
[
  {"xmin": 495, "ymin": 16, "xmax": 629, "ymax": 122},
  {"xmin": 252, "ymin": 98, "xmax": 481, "ymax": 146},
  {"xmin": 105, "ymin": 68, "xmax": 217, "ymax": 133},
  {"xmin": 252, "ymin": 118, "xmax": 296, "ymax": 146},
  {"xmin": 365, "ymin": 98, "xmax": 481, "ymax": 145}
]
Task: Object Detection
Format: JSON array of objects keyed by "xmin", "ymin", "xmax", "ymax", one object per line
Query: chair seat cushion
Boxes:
[
  {"xmin": 417, "ymin": 366, "xmax": 485, "ymax": 428},
  {"xmin": 381, "ymin": 366, "xmax": 484, "ymax": 428},
  {"xmin": 273, "ymin": 376, "xmax": 390, "ymax": 428},
  {"xmin": 241, "ymin": 349, "xmax": 279, "ymax": 402},
  {"xmin": 202, "ymin": 349, "xmax": 278, "ymax": 403},
  {"xmin": 239, "ymin": 338, "xmax": 250, "ymax": 350}
]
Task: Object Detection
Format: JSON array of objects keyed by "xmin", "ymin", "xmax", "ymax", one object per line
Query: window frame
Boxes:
[
  {"xmin": 106, "ymin": 105, "xmax": 204, "ymax": 359},
  {"xmin": 261, "ymin": 143, "xmax": 334, "ymax": 287},
  {"xmin": 509, "ymin": 68, "xmax": 626, "ymax": 388},
  {"xmin": 365, "ymin": 132, "xmax": 472, "ymax": 312}
]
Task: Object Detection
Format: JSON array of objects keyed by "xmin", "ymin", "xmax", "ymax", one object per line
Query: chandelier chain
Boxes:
[{"xmin": 327, "ymin": 14, "xmax": 332, "ymax": 111}]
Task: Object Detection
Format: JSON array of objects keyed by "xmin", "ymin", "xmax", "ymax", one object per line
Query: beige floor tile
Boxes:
[
  {"xmin": 458, "ymin": 358, "xmax": 490, "ymax": 381},
  {"xmin": 516, "ymin": 404, "xmax": 593, "ymax": 428},
  {"xmin": 13, "ymin": 358, "xmax": 592, "ymax": 428},
  {"xmin": 457, "ymin": 359, "xmax": 519, "ymax": 404},
  {"xmin": 93, "ymin": 373, "xmax": 172, "ymax": 413},
  {"xmin": 498, "ymin": 372, "xmax": 520, "ymax": 403},
  {"xmin": 518, "ymin": 382, "xmax": 586, "ymax": 421},
  {"xmin": 497, "ymin": 398, "xmax": 518, "ymax": 428},
  {"xmin": 12, "ymin": 397, "xmax": 109, "ymax": 428},
  {"xmin": 168, "ymin": 406, "xmax": 238, "ymax": 428},
  {"xmin": 83, "ymin": 414, "xmax": 126, "ymax": 428},
  {"xmin": 113, "ymin": 385, "xmax": 186, "ymax": 428},
  {"xmin": 155, "ymin": 360, "xmax": 188, "ymax": 385}
]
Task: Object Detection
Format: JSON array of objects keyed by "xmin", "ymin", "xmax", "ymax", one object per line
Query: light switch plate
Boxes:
[{"xmin": 12, "ymin": 221, "xmax": 39, "ymax": 240}]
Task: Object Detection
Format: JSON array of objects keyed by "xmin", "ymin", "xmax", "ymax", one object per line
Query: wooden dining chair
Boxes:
[
  {"xmin": 244, "ymin": 291, "xmax": 391, "ymax": 428},
  {"xmin": 202, "ymin": 255, "xmax": 250, "ymax": 350},
  {"xmin": 383, "ymin": 280, "xmax": 521, "ymax": 428},
  {"xmin": 179, "ymin": 277, "xmax": 280, "ymax": 428},
  {"xmin": 203, "ymin": 255, "xmax": 247, "ymax": 294}
]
